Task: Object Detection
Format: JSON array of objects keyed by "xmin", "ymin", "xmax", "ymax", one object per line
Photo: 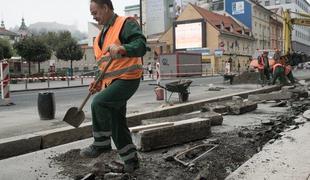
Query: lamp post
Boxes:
[{"xmin": 139, "ymin": 0, "xmax": 144, "ymax": 80}]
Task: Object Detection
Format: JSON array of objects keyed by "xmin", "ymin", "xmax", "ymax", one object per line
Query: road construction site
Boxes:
[{"xmin": 0, "ymin": 70, "xmax": 309, "ymax": 180}]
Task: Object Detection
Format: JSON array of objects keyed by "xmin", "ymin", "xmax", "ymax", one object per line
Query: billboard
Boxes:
[
  {"xmin": 175, "ymin": 22, "xmax": 203, "ymax": 49},
  {"xmin": 225, "ymin": 0, "xmax": 252, "ymax": 29},
  {"xmin": 232, "ymin": 1, "xmax": 244, "ymax": 15}
]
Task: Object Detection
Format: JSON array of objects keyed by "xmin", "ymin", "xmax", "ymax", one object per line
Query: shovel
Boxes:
[{"xmin": 63, "ymin": 55, "xmax": 116, "ymax": 128}]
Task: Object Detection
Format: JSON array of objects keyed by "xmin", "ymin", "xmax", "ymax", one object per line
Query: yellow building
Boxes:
[{"xmin": 159, "ymin": 3, "xmax": 255, "ymax": 74}]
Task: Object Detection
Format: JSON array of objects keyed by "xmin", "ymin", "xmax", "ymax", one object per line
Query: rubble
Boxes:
[
  {"xmin": 202, "ymin": 97, "xmax": 258, "ymax": 115},
  {"xmin": 303, "ymin": 110, "xmax": 310, "ymax": 120},
  {"xmin": 49, "ymin": 85, "xmax": 310, "ymax": 180}
]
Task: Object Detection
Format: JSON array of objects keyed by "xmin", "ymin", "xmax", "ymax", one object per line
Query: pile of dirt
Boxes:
[
  {"xmin": 233, "ymin": 71, "xmax": 260, "ymax": 84},
  {"xmin": 51, "ymin": 94, "xmax": 310, "ymax": 180}
]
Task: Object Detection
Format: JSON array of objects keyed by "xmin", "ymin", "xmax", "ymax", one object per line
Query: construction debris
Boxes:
[
  {"xmin": 208, "ymin": 87, "xmax": 223, "ymax": 91},
  {"xmin": 202, "ymin": 97, "xmax": 257, "ymax": 115},
  {"xmin": 173, "ymin": 144, "xmax": 218, "ymax": 166}
]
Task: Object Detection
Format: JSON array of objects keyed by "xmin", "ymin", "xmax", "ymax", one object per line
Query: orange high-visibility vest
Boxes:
[
  {"xmin": 93, "ymin": 16, "xmax": 143, "ymax": 88},
  {"xmin": 257, "ymin": 55, "xmax": 265, "ymax": 70}
]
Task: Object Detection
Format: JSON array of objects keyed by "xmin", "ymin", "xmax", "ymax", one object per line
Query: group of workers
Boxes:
[{"xmin": 257, "ymin": 49, "xmax": 295, "ymax": 86}]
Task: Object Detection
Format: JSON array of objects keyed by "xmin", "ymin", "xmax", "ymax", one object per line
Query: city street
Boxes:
[{"xmin": 0, "ymin": 75, "xmax": 260, "ymax": 139}]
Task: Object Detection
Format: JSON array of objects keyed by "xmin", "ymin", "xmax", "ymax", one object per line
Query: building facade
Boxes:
[
  {"xmin": 258, "ymin": 0, "xmax": 310, "ymax": 54},
  {"xmin": 160, "ymin": 4, "xmax": 254, "ymax": 74},
  {"xmin": 0, "ymin": 20, "xmax": 19, "ymax": 44}
]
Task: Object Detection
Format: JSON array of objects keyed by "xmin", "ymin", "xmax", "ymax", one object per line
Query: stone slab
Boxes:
[
  {"xmin": 35, "ymin": 123, "xmax": 92, "ymax": 149},
  {"xmin": 130, "ymin": 122, "xmax": 174, "ymax": 133},
  {"xmin": 281, "ymin": 86, "xmax": 309, "ymax": 99},
  {"xmin": 200, "ymin": 111, "xmax": 223, "ymax": 126},
  {"xmin": 0, "ymin": 134, "xmax": 41, "ymax": 160},
  {"xmin": 132, "ymin": 118, "xmax": 211, "ymax": 152},
  {"xmin": 229, "ymin": 101, "xmax": 258, "ymax": 115},
  {"xmin": 248, "ymin": 91, "xmax": 293, "ymax": 101}
]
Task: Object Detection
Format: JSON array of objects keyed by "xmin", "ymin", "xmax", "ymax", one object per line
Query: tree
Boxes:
[
  {"xmin": 0, "ymin": 38, "xmax": 13, "ymax": 60},
  {"xmin": 14, "ymin": 36, "xmax": 52, "ymax": 75},
  {"xmin": 55, "ymin": 32, "xmax": 83, "ymax": 76},
  {"xmin": 38, "ymin": 31, "xmax": 59, "ymax": 51}
]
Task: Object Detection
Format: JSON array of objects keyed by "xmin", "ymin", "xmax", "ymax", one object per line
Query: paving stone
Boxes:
[
  {"xmin": 229, "ymin": 101, "xmax": 258, "ymax": 115},
  {"xmin": 200, "ymin": 111, "xmax": 223, "ymax": 126},
  {"xmin": 132, "ymin": 118, "xmax": 211, "ymax": 152}
]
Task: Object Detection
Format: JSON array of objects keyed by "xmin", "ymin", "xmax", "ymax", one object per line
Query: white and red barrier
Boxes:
[
  {"xmin": 10, "ymin": 75, "xmax": 96, "ymax": 81},
  {"xmin": 0, "ymin": 62, "xmax": 13, "ymax": 105}
]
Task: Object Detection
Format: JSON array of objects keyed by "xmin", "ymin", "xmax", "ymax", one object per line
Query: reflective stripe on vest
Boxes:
[
  {"xmin": 96, "ymin": 54, "xmax": 123, "ymax": 66},
  {"xmin": 99, "ymin": 64, "xmax": 143, "ymax": 80}
]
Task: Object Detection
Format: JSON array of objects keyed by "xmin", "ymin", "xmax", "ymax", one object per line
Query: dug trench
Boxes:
[{"xmin": 49, "ymin": 91, "xmax": 310, "ymax": 180}]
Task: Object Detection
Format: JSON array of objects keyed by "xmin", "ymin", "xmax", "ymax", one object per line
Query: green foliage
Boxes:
[
  {"xmin": 55, "ymin": 31, "xmax": 83, "ymax": 62},
  {"xmin": 0, "ymin": 38, "xmax": 13, "ymax": 60},
  {"xmin": 14, "ymin": 36, "xmax": 52, "ymax": 74},
  {"xmin": 56, "ymin": 39, "xmax": 83, "ymax": 61},
  {"xmin": 38, "ymin": 31, "xmax": 59, "ymax": 51},
  {"xmin": 14, "ymin": 36, "xmax": 52, "ymax": 63},
  {"xmin": 55, "ymin": 31, "xmax": 83, "ymax": 76}
]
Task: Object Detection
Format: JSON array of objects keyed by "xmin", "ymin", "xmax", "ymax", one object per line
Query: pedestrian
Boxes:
[
  {"xmin": 147, "ymin": 62, "xmax": 153, "ymax": 79},
  {"xmin": 81, "ymin": 0, "xmax": 146, "ymax": 173}
]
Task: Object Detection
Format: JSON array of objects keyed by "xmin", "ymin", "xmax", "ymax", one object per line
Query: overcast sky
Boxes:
[
  {"xmin": 1, "ymin": 0, "xmax": 309, "ymax": 32},
  {"xmin": 0, "ymin": 0, "xmax": 139, "ymax": 32}
]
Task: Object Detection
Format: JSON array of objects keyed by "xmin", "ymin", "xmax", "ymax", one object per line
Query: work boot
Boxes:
[
  {"xmin": 124, "ymin": 155, "xmax": 140, "ymax": 173},
  {"xmin": 80, "ymin": 145, "xmax": 111, "ymax": 158}
]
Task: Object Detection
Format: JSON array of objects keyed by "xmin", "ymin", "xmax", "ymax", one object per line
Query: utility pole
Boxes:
[{"xmin": 139, "ymin": 0, "xmax": 144, "ymax": 80}]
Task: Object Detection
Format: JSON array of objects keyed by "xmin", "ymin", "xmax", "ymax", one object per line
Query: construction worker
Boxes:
[
  {"xmin": 258, "ymin": 51, "xmax": 271, "ymax": 84},
  {"xmin": 272, "ymin": 57, "xmax": 287, "ymax": 85},
  {"xmin": 273, "ymin": 49, "xmax": 281, "ymax": 61},
  {"xmin": 80, "ymin": 0, "xmax": 146, "ymax": 173},
  {"xmin": 285, "ymin": 64, "xmax": 295, "ymax": 84}
]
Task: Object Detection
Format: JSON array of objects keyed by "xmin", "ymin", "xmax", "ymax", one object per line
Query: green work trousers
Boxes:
[
  {"xmin": 272, "ymin": 66, "xmax": 287, "ymax": 85},
  {"xmin": 287, "ymin": 71, "xmax": 295, "ymax": 84},
  {"xmin": 91, "ymin": 78, "xmax": 140, "ymax": 163}
]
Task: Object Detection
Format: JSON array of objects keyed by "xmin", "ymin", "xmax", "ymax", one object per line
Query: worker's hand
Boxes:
[
  {"xmin": 106, "ymin": 44, "xmax": 126, "ymax": 56},
  {"xmin": 89, "ymin": 80, "xmax": 102, "ymax": 94}
]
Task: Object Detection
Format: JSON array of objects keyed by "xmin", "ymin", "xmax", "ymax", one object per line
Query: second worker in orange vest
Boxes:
[{"xmin": 80, "ymin": 0, "xmax": 147, "ymax": 173}]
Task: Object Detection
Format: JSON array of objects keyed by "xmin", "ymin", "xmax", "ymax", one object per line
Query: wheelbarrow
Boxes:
[{"xmin": 150, "ymin": 79, "xmax": 192, "ymax": 103}]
